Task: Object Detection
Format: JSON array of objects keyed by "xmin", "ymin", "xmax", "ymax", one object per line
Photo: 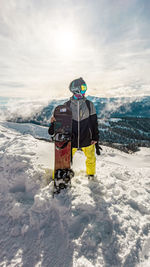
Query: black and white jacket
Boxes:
[{"xmin": 48, "ymin": 97, "xmax": 99, "ymax": 148}]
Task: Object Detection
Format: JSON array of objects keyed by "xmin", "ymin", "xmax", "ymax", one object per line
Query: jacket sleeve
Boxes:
[
  {"xmin": 48, "ymin": 122, "xmax": 54, "ymax": 135},
  {"xmin": 89, "ymin": 102, "xmax": 99, "ymax": 141}
]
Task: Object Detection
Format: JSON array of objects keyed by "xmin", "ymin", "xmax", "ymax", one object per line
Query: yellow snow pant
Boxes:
[{"xmin": 72, "ymin": 144, "xmax": 96, "ymax": 175}]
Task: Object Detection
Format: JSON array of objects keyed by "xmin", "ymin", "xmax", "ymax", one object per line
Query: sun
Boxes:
[{"xmin": 55, "ymin": 28, "xmax": 78, "ymax": 57}]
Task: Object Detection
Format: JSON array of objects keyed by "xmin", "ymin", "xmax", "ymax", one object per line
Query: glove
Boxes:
[{"xmin": 95, "ymin": 142, "xmax": 102, "ymax": 155}]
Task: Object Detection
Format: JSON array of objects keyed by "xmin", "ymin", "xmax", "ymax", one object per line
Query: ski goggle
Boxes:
[{"xmin": 81, "ymin": 84, "xmax": 87, "ymax": 92}]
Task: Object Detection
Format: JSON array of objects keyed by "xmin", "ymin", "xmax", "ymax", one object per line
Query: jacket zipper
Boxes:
[{"xmin": 78, "ymin": 101, "xmax": 80, "ymax": 148}]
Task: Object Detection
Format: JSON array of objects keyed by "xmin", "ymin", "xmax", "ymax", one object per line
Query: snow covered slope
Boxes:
[
  {"xmin": 0, "ymin": 123, "xmax": 150, "ymax": 267},
  {"xmin": 1, "ymin": 96, "xmax": 150, "ymax": 150}
]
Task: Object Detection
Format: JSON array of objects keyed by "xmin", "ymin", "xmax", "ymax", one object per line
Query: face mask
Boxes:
[{"xmin": 73, "ymin": 93, "xmax": 83, "ymax": 100}]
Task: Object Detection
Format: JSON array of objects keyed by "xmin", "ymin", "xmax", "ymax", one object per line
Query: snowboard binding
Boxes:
[
  {"xmin": 53, "ymin": 132, "xmax": 71, "ymax": 142},
  {"xmin": 53, "ymin": 168, "xmax": 74, "ymax": 195}
]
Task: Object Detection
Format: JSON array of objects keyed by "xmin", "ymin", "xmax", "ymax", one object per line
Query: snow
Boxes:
[
  {"xmin": 0, "ymin": 123, "xmax": 150, "ymax": 267},
  {"xmin": 110, "ymin": 118, "xmax": 122, "ymax": 122}
]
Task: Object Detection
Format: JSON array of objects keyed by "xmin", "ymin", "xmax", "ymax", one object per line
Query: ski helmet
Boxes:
[{"xmin": 69, "ymin": 77, "xmax": 87, "ymax": 95}]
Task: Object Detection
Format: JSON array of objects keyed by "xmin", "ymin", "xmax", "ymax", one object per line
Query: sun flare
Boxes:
[{"xmin": 55, "ymin": 28, "xmax": 78, "ymax": 57}]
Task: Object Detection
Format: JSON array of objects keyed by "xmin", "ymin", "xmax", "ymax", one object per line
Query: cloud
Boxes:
[
  {"xmin": 0, "ymin": 82, "xmax": 25, "ymax": 88},
  {"xmin": 0, "ymin": 0, "xmax": 150, "ymax": 98}
]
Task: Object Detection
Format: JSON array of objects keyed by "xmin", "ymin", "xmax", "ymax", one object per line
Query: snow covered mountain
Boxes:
[
  {"xmin": 0, "ymin": 123, "xmax": 150, "ymax": 267},
  {"xmin": 2, "ymin": 96, "xmax": 150, "ymax": 126},
  {"xmin": 1, "ymin": 96, "xmax": 150, "ymax": 152}
]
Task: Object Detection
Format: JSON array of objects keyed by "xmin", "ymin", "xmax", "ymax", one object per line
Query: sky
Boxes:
[{"xmin": 0, "ymin": 0, "xmax": 150, "ymax": 99}]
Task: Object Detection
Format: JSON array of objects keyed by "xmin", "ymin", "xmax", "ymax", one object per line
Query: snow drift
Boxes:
[{"xmin": 0, "ymin": 123, "xmax": 150, "ymax": 266}]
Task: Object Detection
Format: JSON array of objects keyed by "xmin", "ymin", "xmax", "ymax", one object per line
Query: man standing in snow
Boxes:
[{"xmin": 49, "ymin": 77, "xmax": 99, "ymax": 178}]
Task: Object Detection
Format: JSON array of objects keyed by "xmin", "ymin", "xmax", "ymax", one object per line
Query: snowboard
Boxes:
[{"xmin": 53, "ymin": 104, "xmax": 74, "ymax": 194}]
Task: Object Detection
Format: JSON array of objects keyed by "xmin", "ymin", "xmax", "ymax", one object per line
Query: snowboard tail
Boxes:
[{"xmin": 53, "ymin": 168, "xmax": 74, "ymax": 194}]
